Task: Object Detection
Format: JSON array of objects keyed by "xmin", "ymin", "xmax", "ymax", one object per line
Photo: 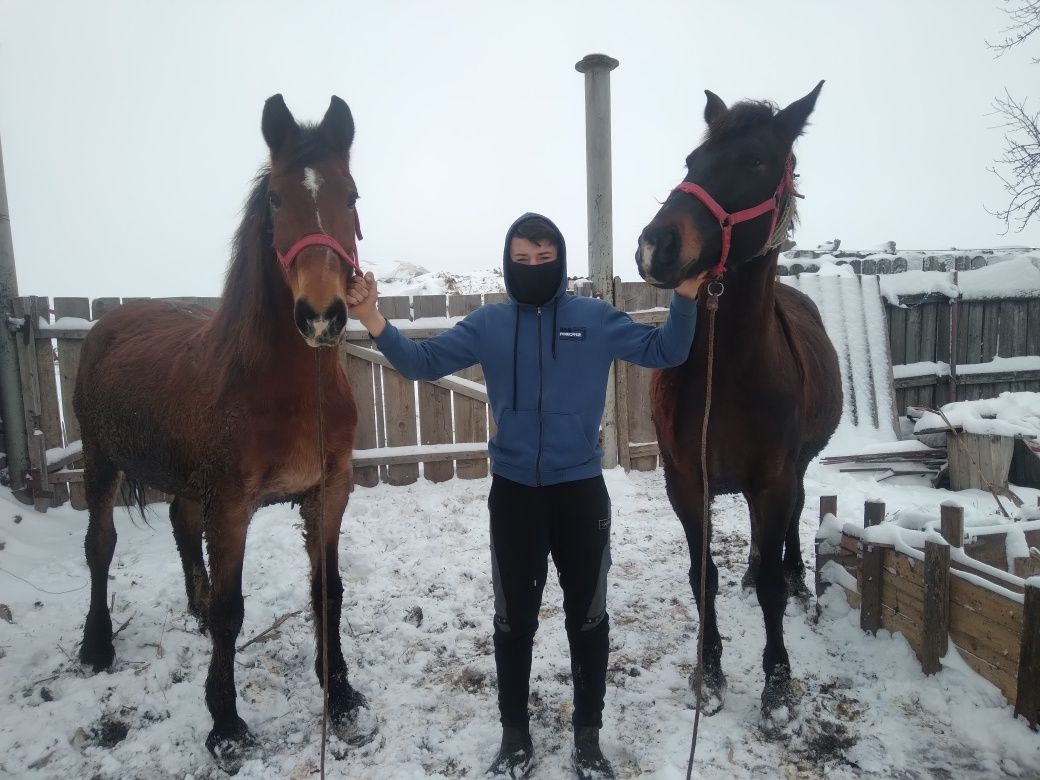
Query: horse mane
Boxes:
[{"xmin": 208, "ymin": 124, "xmax": 345, "ymax": 375}]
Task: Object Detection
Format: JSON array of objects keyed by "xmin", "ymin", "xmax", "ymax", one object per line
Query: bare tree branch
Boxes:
[
  {"xmin": 987, "ymin": 0, "xmax": 1040, "ymax": 61},
  {"xmin": 987, "ymin": 89, "xmax": 1040, "ymax": 231}
]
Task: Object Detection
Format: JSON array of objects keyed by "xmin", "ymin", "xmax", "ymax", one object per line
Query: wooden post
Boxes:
[
  {"xmin": 378, "ymin": 296, "xmax": 419, "ymax": 486},
  {"xmin": 815, "ymin": 495, "xmax": 838, "ymax": 599},
  {"xmin": 921, "ymin": 540, "xmax": 951, "ymax": 675},
  {"xmin": 940, "ymin": 504, "xmax": 964, "ymax": 548},
  {"xmin": 860, "ymin": 543, "xmax": 884, "ymax": 635},
  {"xmin": 864, "ymin": 499, "xmax": 885, "ymax": 527},
  {"xmin": 820, "ymin": 495, "xmax": 837, "ymax": 521},
  {"xmin": 1015, "ymin": 582, "xmax": 1040, "ymax": 730},
  {"xmin": 612, "ymin": 276, "xmax": 632, "ymax": 472}
]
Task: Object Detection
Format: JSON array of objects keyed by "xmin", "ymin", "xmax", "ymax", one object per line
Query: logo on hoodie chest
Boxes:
[{"xmin": 557, "ymin": 326, "xmax": 586, "ymax": 342}]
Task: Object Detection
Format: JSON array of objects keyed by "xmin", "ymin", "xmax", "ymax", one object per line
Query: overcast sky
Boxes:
[{"xmin": 3, "ymin": 1, "xmax": 1039, "ymax": 299}]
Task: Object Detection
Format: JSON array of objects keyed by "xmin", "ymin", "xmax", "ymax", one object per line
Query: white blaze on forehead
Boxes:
[
  {"xmin": 303, "ymin": 167, "xmax": 326, "ymax": 232},
  {"xmin": 303, "ymin": 167, "xmax": 324, "ymax": 201}
]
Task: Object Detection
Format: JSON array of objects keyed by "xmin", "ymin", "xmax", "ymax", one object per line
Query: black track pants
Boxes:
[{"xmin": 488, "ymin": 474, "xmax": 612, "ymax": 731}]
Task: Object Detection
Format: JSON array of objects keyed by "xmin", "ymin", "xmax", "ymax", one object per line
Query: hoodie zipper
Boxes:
[{"xmin": 536, "ymin": 306, "xmax": 544, "ymax": 486}]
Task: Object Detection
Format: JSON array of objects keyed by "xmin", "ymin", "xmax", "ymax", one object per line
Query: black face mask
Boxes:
[{"xmin": 508, "ymin": 258, "xmax": 562, "ymax": 306}]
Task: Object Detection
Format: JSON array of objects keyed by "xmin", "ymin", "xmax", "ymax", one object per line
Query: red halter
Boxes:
[
  {"xmin": 276, "ymin": 211, "xmax": 364, "ymax": 276},
  {"xmin": 672, "ymin": 155, "xmax": 795, "ymax": 278}
]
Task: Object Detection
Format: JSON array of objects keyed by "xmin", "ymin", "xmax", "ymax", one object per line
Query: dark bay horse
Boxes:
[
  {"xmin": 74, "ymin": 94, "xmax": 371, "ymax": 761},
  {"xmin": 636, "ymin": 82, "xmax": 842, "ymax": 718}
]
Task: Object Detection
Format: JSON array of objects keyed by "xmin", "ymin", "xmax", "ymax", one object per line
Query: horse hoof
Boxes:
[
  {"xmin": 78, "ymin": 641, "xmax": 115, "ymax": 672},
  {"xmin": 689, "ymin": 667, "xmax": 727, "ymax": 716},
  {"xmin": 785, "ymin": 573, "xmax": 812, "ymax": 608},
  {"xmin": 332, "ymin": 691, "xmax": 379, "ymax": 747},
  {"xmin": 760, "ymin": 666, "xmax": 798, "ymax": 724},
  {"xmin": 206, "ymin": 717, "xmax": 257, "ymax": 773}
]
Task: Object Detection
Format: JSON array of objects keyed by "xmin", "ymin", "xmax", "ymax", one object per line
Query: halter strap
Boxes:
[
  {"xmin": 276, "ymin": 213, "xmax": 364, "ymax": 276},
  {"xmin": 672, "ymin": 155, "xmax": 794, "ymax": 277}
]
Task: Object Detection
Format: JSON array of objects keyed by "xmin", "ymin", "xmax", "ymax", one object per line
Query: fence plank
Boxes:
[
  {"xmin": 1028, "ymin": 300, "xmax": 1040, "ymax": 358},
  {"xmin": 998, "ymin": 300, "xmax": 1028, "ymax": 358},
  {"xmin": 54, "ymin": 298, "xmax": 90, "ymax": 509},
  {"xmin": 30, "ymin": 298, "xmax": 68, "ymax": 507},
  {"xmin": 414, "ymin": 295, "xmax": 454, "ymax": 482},
  {"xmin": 981, "ymin": 300, "xmax": 1001, "ymax": 362},
  {"xmin": 449, "ymin": 293, "xmax": 489, "ymax": 479},
  {"xmin": 378, "ymin": 296, "xmax": 418, "ymax": 485},
  {"xmin": 963, "ymin": 302, "xmax": 985, "ymax": 365},
  {"xmin": 91, "ymin": 298, "xmax": 121, "ymax": 321},
  {"xmin": 617, "ymin": 282, "xmax": 660, "ymax": 471},
  {"xmin": 341, "ymin": 340, "xmax": 380, "ymax": 488}
]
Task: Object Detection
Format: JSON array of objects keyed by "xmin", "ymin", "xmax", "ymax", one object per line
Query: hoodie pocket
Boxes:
[
  {"xmin": 490, "ymin": 410, "xmax": 540, "ymax": 470},
  {"xmin": 541, "ymin": 412, "xmax": 598, "ymax": 472}
]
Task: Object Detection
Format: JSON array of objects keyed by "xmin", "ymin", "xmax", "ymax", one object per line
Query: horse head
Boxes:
[
  {"xmin": 637, "ymin": 81, "xmax": 823, "ymax": 288},
  {"xmin": 262, "ymin": 94, "xmax": 361, "ymax": 347}
]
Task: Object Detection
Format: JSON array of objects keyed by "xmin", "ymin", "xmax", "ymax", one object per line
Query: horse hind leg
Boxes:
[
  {"xmin": 79, "ymin": 442, "xmax": 121, "ymax": 672},
  {"xmin": 170, "ymin": 497, "xmax": 211, "ymax": 632},
  {"xmin": 782, "ymin": 475, "xmax": 812, "ymax": 606}
]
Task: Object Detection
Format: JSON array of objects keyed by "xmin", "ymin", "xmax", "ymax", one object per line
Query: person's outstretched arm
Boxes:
[
  {"xmin": 346, "ymin": 272, "xmax": 480, "ymax": 381},
  {"xmin": 605, "ymin": 275, "xmax": 706, "ymax": 368}
]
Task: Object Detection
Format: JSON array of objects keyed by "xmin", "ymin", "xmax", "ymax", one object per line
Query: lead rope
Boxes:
[
  {"xmin": 314, "ymin": 350, "xmax": 330, "ymax": 779},
  {"xmin": 687, "ymin": 278, "xmax": 723, "ymax": 780}
]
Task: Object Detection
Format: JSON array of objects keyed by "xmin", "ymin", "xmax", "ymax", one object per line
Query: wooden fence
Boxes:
[
  {"xmin": 15, "ymin": 282, "xmax": 675, "ymax": 510},
  {"xmin": 816, "ymin": 497, "xmax": 1040, "ymax": 728},
  {"xmin": 886, "ymin": 294, "xmax": 1040, "ymax": 413}
]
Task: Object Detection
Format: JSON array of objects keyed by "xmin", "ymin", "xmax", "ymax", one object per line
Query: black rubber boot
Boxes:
[
  {"xmin": 571, "ymin": 726, "xmax": 615, "ymax": 779},
  {"xmin": 486, "ymin": 726, "xmax": 534, "ymax": 778}
]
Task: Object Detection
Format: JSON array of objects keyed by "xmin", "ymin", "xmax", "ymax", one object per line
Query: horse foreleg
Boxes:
[
  {"xmin": 79, "ymin": 443, "xmax": 121, "ymax": 672},
  {"xmin": 170, "ymin": 496, "xmax": 211, "ymax": 631},
  {"xmin": 300, "ymin": 474, "xmax": 376, "ymax": 745},
  {"xmin": 747, "ymin": 478, "xmax": 799, "ymax": 719},
  {"xmin": 203, "ymin": 504, "xmax": 254, "ymax": 765},
  {"xmin": 664, "ymin": 464, "xmax": 726, "ymax": 714}
]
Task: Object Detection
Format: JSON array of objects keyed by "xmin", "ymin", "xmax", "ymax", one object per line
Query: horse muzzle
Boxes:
[
  {"xmin": 636, "ymin": 228, "xmax": 696, "ymax": 290},
  {"xmin": 294, "ymin": 298, "xmax": 347, "ymax": 347}
]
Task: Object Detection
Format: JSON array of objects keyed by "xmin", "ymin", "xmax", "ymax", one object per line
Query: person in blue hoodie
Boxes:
[{"xmin": 346, "ymin": 214, "xmax": 704, "ymax": 779}]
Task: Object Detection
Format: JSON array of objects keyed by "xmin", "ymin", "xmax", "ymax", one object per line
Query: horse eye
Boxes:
[
  {"xmin": 748, "ymin": 156, "xmax": 763, "ymax": 168},
  {"xmin": 268, "ymin": 191, "xmax": 282, "ymax": 209}
]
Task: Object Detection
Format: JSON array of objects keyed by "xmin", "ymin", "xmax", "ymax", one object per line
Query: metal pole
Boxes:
[
  {"xmin": 575, "ymin": 52, "xmax": 620, "ymax": 469},
  {"xmin": 0, "ymin": 131, "xmax": 29, "ymax": 493}
]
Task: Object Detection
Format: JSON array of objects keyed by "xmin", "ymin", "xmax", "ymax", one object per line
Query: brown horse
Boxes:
[
  {"xmin": 74, "ymin": 94, "xmax": 371, "ymax": 762},
  {"xmin": 636, "ymin": 83, "xmax": 842, "ymax": 719}
]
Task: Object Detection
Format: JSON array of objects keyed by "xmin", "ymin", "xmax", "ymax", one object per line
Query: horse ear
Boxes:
[
  {"xmin": 773, "ymin": 80, "xmax": 824, "ymax": 147},
  {"xmin": 319, "ymin": 96, "xmax": 355, "ymax": 157},
  {"xmin": 704, "ymin": 90, "xmax": 728, "ymax": 126},
  {"xmin": 262, "ymin": 94, "xmax": 299, "ymax": 154}
]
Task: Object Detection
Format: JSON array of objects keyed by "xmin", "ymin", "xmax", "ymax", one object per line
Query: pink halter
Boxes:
[
  {"xmin": 276, "ymin": 211, "xmax": 364, "ymax": 276},
  {"xmin": 672, "ymin": 155, "xmax": 795, "ymax": 277}
]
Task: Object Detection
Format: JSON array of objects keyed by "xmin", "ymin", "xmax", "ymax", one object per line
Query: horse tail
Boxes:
[{"xmin": 119, "ymin": 476, "xmax": 154, "ymax": 527}]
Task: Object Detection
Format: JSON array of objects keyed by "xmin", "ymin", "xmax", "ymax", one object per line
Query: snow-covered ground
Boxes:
[{"xmin": 2, "ymin": 451, "xmax": 1039, "ymax": 778}]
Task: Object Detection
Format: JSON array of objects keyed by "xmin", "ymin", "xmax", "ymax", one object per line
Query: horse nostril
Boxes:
[
  {"xmin": 323, "ymin": 300, "xmax": 347, "ymax": 335},
  {"xmin": 294, "ymin": 300, "xmax": 319, "ymax": 335},
  {"xmin": 658, "ymin": 230, "xmax": 675, "ymax": 252}
]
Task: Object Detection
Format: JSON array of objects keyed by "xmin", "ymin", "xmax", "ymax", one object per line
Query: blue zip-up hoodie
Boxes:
[{"xmin": 374, "ymin": 213, "xmax": 698, "ymax": 486}]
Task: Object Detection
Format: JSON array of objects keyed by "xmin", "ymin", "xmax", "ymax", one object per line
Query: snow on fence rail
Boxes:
[{"xmin": 815, "ymin": 496, "xmax": 1040, "ymax": 729}]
